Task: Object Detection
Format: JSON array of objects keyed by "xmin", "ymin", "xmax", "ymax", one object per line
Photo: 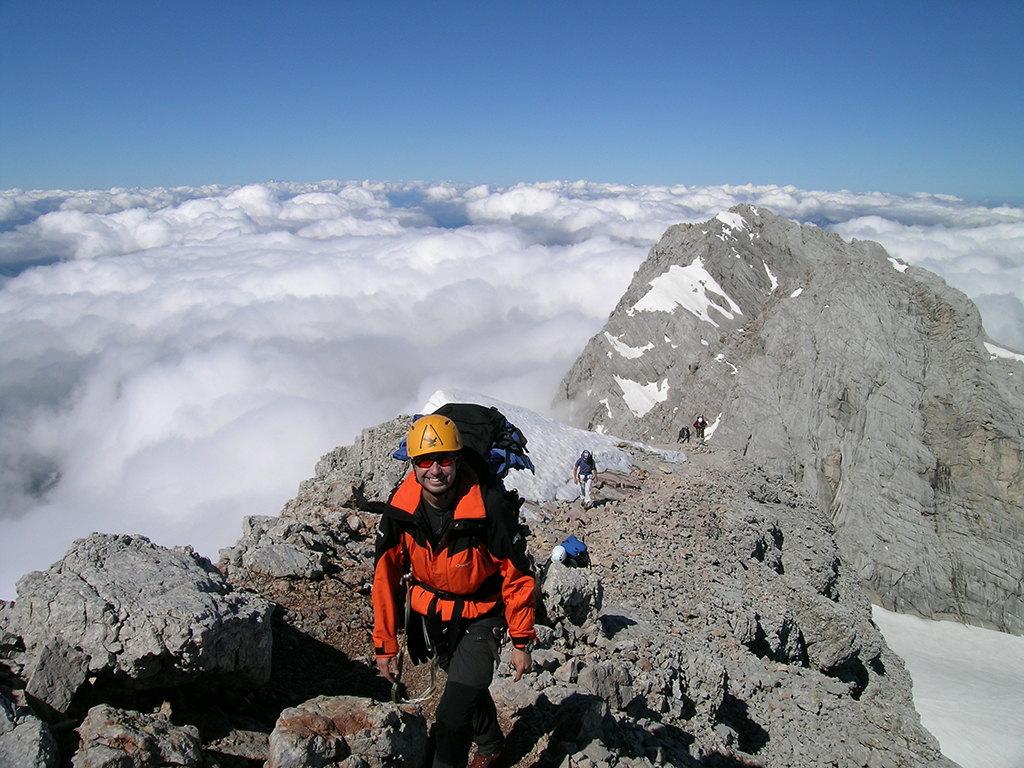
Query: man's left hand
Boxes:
[{"xmin": 511, "ymin": 648, "xmax": 532, "ymax": 681}]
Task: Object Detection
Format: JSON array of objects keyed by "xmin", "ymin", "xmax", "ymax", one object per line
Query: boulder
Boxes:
[
  {"xmin": 576, "ymin": 660, "xmax": 634, "ymax": 711},
  {"xmin": 266, "ymin": 695, "xmax": 427, "ymax": 768},
  {"xmin": 541, "ymin": 562, "xmax": 602, "ymax": 626},
  {"xmin": 0, "ymin": 533, "xmax": 273, "ymax": 713},
  {"xmin": 0, "ymin": 691, "xmax": 58, "ymax": 768},
  {"xmin": 72, "ymin": 704, "xmax": 201, "ymax": 768}
]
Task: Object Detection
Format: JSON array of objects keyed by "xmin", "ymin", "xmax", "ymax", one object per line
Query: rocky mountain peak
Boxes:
[{"xmin": 554, "ymin": 205, "xmax": 1024, "ymax": 635}]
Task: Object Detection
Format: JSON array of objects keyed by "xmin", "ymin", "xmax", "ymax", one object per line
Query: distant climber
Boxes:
[
  {"xmin": 677, "ymin": 425, "xmax": 691, "ymax": 443},
  {"xmin": 693, "ymin": 416, "xmax": 708, "ymax": 439},
  {"xmin": 574, "ymin": 450, "xmax": 598, "ymax": 509}
]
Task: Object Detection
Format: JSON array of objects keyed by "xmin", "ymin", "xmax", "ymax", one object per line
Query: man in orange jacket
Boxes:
[{"xmin": 373, "ymin": 414, "xmax": 537, "ymax": 768}]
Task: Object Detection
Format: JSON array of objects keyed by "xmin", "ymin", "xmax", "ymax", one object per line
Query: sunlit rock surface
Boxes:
[{"xmin": 556, "ymin": 206, "xmax": 1024, "ymax": 634}]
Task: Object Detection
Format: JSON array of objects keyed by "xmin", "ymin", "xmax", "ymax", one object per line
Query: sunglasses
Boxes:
[{"xmin": 414, "ymin": 455, "xmax": 457, "ymax": 469}]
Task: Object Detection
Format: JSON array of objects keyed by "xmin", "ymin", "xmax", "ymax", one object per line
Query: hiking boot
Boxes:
[{"xmin": 468, "ymin": 752, "xmax": 501, "ymax": 768}]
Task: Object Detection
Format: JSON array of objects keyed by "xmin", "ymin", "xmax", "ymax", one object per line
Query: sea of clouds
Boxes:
[{"xmin": 2, "ymin": 180, "xmax": 1023, "ymax": 599}]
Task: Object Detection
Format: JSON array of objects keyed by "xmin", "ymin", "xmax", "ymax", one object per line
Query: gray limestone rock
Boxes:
[
  {"xmin": 541, "ymin": 562, "xmax": 603, "ymax": 626},
  {"xmin": 72, "ymin": 704, "xmax": 201, "ymax": 768},
  {"xmin": 0, "ymin": 533, "xmax": 273, "ymax": 712},
  {"xmin": 555, "ymin": 205, "xmax": 1024, "ymax": 635},
  {"xmin": 225, "ymin": 515, "xmax": 333, "ymax": 580},
  {"xmin": 0, "ymin": 691, "xmax": 58, "ymax": 768},
  {"xmin": 266, "ymin": 695, "xmax": 427, "ymax": 768},
  {"xmin": 454, "ymin": 440, "xmax": 949, "ymax": 766},
  {"xmin": 296, "ymin": 416, "xmax": 413, "ymax": 509},
  {"xmin": 576, "ymin": 660, "xmax": 634, "ymax": 711},
  {"xmin": 24, "ymin": 637, "xmax": 88, "ymax": 714}
]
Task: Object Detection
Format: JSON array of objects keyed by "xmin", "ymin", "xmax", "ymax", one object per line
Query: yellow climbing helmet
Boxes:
[{"xmin": 406, "ymin": 414, "xmax": 463, "ymax": 458}]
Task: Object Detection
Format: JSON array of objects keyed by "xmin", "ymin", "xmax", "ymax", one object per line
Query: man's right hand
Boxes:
[{"xmin": 377, "ymin": 655, "xmax": 398, "ymax": 683}]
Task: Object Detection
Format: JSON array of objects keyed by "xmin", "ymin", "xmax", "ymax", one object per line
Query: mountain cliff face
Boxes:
[{"xmin": 554, "ymin": 205, "xmax": 1024, "ymax": 635}]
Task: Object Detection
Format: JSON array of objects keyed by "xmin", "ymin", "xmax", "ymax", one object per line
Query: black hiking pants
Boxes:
[{"xmin": 432, "ymin": 616, "xmax": 504, "ymax": 768}]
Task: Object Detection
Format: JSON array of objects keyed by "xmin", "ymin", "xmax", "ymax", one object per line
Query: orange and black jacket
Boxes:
[{"xmin": 372, "ymin": 465, "xmax": 537, "ymax": 658}]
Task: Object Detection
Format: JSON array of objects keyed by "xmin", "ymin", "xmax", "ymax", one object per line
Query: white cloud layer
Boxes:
[{"xmin": 1, "ymin": 181, "xmax": 1023, "ymax": 599}]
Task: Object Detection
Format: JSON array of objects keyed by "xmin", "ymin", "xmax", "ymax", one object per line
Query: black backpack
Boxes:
[{"xmin": 394, "ymin": 402, "xmax": 535, "ymax": 487}]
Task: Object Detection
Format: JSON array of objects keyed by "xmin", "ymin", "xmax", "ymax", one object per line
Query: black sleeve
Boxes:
[{"xmin": 374, "ymin": 507, "xmax": 401, "ymax": 565}]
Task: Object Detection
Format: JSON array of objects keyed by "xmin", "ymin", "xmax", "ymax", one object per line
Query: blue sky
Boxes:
[{"xmin": 1, "ymin": 0, "xmax": 1021, "ymax": 203}]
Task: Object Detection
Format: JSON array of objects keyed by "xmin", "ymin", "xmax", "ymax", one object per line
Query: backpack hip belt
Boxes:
[{"xmin": 411, "ymin": 571, "xmax": 503, "ymax": 661}]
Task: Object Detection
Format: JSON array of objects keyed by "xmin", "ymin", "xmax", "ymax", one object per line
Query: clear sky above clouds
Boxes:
[{"xmin": 1, "ymin": 0, "xmax": 1022, "ymax": 203}]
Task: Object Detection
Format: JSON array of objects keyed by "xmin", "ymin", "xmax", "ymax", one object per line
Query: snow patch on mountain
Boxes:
[
  {"xmin": 613, "ymin": 376, "xmax": 670, "ymax": 418},
  {"xmin": 421, "ymin": 389, "xmax": 656, "ymax": 503},
  {"xmin": 628, "ymin": 257, "xmax": 743, "ymax": 327},
  {"xmin": 985, "ymin": 341, "xmax": 1024, "ymax": 364},
  {"xmin": 604, "ymin": 331, "xmax": 653, "ymax": 359}
]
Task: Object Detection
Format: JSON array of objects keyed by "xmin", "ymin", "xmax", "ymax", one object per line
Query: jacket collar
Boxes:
[{"xmin": 390, "ymin": 463, "xmax": 486, "ymax": 521}]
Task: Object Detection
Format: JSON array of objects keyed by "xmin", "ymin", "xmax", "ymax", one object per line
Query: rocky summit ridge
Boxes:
[
  {"xmin": 1, "ymin": 413, "xmax": 956, "ymax": 768},
  {"xmin": 554, "ymin": 205, "xmax": 1024, "ymax": 636}
]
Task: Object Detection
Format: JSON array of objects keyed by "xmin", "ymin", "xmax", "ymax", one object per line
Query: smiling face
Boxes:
[{"xmin": 412, "ymin": 452, "xmax": 460, "ymax": 508}]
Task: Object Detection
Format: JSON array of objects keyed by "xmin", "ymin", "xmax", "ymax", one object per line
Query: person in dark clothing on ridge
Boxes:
[{"xmin": 574, "ymin": 449, "xmax": 597, "ymax": 509}]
